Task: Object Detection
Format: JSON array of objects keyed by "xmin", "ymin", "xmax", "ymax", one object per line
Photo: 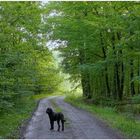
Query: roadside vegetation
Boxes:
[
  {"xmin": 65, "ymin": 93, "xmax": 140, "ymax": 138},
  {"xmin": 0, "ymin": 97, "xmax": 36, "ymax": 138},
  {"xmin": 0, "ymin": 1, "xmax": 140, "ymax": 139}
]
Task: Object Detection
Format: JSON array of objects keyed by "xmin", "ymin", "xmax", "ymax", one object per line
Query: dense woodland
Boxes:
[
  {"xmin": 0, "ymin": 2, "xmax": 140, "ymax": 113},
  {"xmin": 1, "ymin": 2, "xmax": 140, "ymax": 138},
  {"xmin": 45, "ymin": 2, "xmax": 140, "ymax": 105},
  {"xmin": 0, "ymin": 2, "xmax": 61, "ymax": 113}
]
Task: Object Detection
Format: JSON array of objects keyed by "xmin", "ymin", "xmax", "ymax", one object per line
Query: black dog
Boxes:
[{"xmin": 46, "ymin": 108, "xmax": 65, "ymax": 131}]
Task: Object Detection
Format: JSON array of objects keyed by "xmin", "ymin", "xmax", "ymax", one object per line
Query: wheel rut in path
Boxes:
[{"xmin": 23, "ymin": 96, "xmax": 124, "ymax": 139}]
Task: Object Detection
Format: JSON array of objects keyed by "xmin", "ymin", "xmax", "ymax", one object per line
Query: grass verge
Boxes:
[
  {"xmin": 49, "ymin": 98, "xmax": 62, "ymax": 112},
  {"xmin": 0, "ymin": 97, "xmax": 36, "ymax": 138},
  {"xmin": 65, "ymin": 93, "xmax": 140, "ymax": 139}
]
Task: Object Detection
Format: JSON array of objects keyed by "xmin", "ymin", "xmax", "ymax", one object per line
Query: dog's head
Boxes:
[{"xmin": 46, "ymin": 107, "xmax": 53, "ymax": 114}]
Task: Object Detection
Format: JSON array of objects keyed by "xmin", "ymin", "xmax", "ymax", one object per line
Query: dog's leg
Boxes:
[
  {"xmin": 57, "ymin": 120, "xmax": 60, "ymax": 131},
  {"xmin": 61, "ymin": 120, "xmax": 64, "ymax": 131},
  {"xmin": 50, "ymin": 120, "xmax": 54, "ymax": 130}
]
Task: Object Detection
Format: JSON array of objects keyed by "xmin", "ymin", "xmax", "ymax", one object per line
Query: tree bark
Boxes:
[
  {"xmin": 130, "ymin": 59, "xmax": 135, "ymax": 96},
  {"xmin": 111, "ymin": 32, "xmax": 122, "ymax": 100},
  {"xmin": 138, "ymin": 57, "xmax": 140, "ymax": 94},
  {"xmin": 79, "ymin": 47, "xmax": 91, "ymax": 98},
  {"xmin": 100, "ymin": 32, "xmax": 110, "ymax": 97},
  {"xmin": 117, "ymin": 32, "xmax": 124, "ymax": 100}
]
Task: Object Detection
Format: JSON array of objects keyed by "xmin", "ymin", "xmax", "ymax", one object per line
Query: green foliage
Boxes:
[
  {"xmin": 0, "ymin": 2, "xmax": 62, "ymax": 113},
  {"xmin": 0, "ymin": 1, "xmax": 140, "ymax": 138},
  {"xmin": 0, "ymin": 97, "xmax": 36, "ymax": 138},
  {"xmin": 131, "ymin": 95, "xmax": 140, "ymax": 104},
  {"xmin": 45, "ymin": 2, "xmax": 140, "ymax": 102},
  {"xmin": 117, "ymin": 95, "xmax": 140, "ymax": 114},
  {"xmin": 65, "ymin": 94, "xmax": 140, "ymax": 138}
]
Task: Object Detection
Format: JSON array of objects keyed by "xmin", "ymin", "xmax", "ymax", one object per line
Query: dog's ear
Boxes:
[
  {"xmin": 46, "ymin": 108, "xmax": 50, "ymax": 113},
  {"xmin": 49, "ymin": 108, "xmax": 53, "ymax": 113},
  {"xmin": 46, "ymin": 108, "xmax": 53, "ymax": 114}
]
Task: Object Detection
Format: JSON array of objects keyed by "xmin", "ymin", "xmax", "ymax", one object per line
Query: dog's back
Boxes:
[{"xmin": 53, "ymin": 112, "xmax": 65, "ymax": 122}]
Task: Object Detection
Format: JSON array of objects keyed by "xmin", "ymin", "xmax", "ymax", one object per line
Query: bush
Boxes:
[
  {"xmin": 91, "ymin": 96, "xmax": 119, "ymax": 107},
  {"xmin": 131, "ymin": 95, "xmax": 140, "ymax": 104},
  {"xmin": 132, "ymin": 104, "xmax": 140, "ymax": 114},
  {"xmin": 0, "ymin": 99, "xmax": 14, "ymax": 113}
]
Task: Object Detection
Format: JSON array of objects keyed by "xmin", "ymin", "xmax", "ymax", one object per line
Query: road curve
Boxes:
[{"xmin": 23, "ymin": 96, "xmax": 123, "ymax": 139}]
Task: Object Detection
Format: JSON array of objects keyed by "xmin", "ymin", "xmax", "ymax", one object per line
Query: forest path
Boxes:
[{"xmin": 23, "ymin": 96, "xmax": 123, "ymax": 139}]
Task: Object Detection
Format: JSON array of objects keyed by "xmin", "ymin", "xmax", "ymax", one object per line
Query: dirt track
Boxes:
[{"xmin": 23, "ymin": 96, "xmax": 123, "ymax": 139}]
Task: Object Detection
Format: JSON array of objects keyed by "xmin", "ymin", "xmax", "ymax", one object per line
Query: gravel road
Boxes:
[{"xmin": 23, "ymin": 96, "xmax": 123, "ymax": 139}]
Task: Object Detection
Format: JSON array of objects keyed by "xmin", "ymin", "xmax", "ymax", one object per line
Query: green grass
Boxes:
[
  {"xmin": 0, "ymin": 97, "xmax": 36, "ymax": 138},
  {"xmin": 33, "ymin": 92, "xmax": 64, "ymax": 100},
  {"xmin": 65, "ymin": 93, "xmax": 140, "ymax": 139},
  {"xmin": 49, "ymin": 98, "xmax": 62, "ymax": 112}
]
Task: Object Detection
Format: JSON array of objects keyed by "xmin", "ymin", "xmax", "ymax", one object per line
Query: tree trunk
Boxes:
[
  {"xmin": 119, "ymin": 59, "xmax": 124, "ymax": 100},
  {"xmin": 130, "ymin": 59, "xmax": 135, "ymax": 96},
  {"xmin": 117, "ymin": 32, "xmax": 124, "ymax": 100},
  {"xmin": 113, "ymin": 66, "xmax": 117, "ymax": 99},
  {"xmin": 100, "ymin": 32, "xmax": 110, "ymax": 97},
  {"xmin": 138, "ymin": 57, "xmax": 140, "ymax": 94},
  {"xmin": 111, "ymin": 32, "xmax": 122, "ymax": 100},
  {"xmin": 79, "ymin": 47, "xmax": 91, "ymax": 98}
]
